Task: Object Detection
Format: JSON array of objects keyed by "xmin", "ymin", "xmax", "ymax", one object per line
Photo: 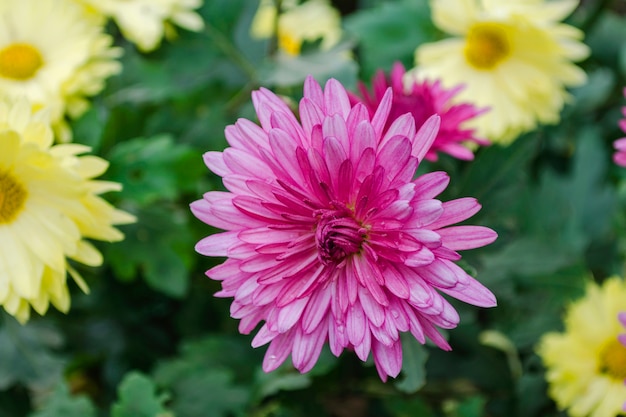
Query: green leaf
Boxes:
[
  {"xmin": 153, "ymin": 336, "xmax": 253, "ymax": 417},
  {"xmin": 0, "ymin": 317, "xmax": 65, "ymax": 391},
  {"xmin": 568, "ymin": 67, "xmax": 616, "ymax": 115},
  {"xmin": 479, "ymin": 238, "xmax": 574, "ymax": 283},
  {"xmin": 28, "ymin": 383, "xmax": 96, "ymax": 417},
  {"xmin": 105, "ymin": 204, "xmax": 194, "ymax": 297},
  {"xmin": 254, "ymin": 371, "xmax": 312, "ymax": 399},
  {"xmin": 111, "ymin": 372, "xmax": 172, "ymax": 417},
  {"xmin": 165, "ymin": 369, "xmax": 249, "ymax": 417},
  {"xmin": 455, "ymin": 396, "xmax": 486, "ymax": 417},
  {"xmin": 105, "ymin": 135, "xmax": 205, "ymax": 206},
  {"xmin": 344, "ymin": 0, "xmax": 436, "ymax": 77},
  {"xmin": 385, "ymin": 397, "xmax": 436, "ymax": 417},
  {"xmin": 585, "ymin": 10, "xmax": 626, "ymax": 67},
  {"xmin": 70, "ymin": 105, "xmax": 107, "ymax": 153},
  {"xmin": 395, "ymin": 333, "xmax": 429, "ymax": 393}
]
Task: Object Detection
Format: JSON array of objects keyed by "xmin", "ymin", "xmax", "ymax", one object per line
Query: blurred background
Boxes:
[{"xmin": 1, "ymin": 0, "xmax": 626, "ymax": 416}]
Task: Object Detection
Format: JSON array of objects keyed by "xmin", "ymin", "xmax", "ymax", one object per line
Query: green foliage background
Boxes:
[{"xmin": 3, "ymin": 0, "xmax": 626, "ymax": 416}]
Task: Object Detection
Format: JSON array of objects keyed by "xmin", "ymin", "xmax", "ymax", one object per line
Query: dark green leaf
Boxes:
[
  {"xmin": 153, "ymin": 336, "xmax": 253, "ymax": 417},
  {"xmin": 28, "ymin": 383, "xmax": 96, "ymax": 417},
  {"xmin": 395, "ymin": 333, "xmax": 429, "ymax": 393},
  {"xmin": 105, "ymin": 204, "xmax": 194, "ymax": 297},
  {"xmin": 344, "ymin": 0, "xmax": 436, "ymax": 77},
  {"xmin": 111, "ymin": 372, "xmax": 171, "ymax": 417},
  {"xmin": 105, "ymin": 135, "xmax": 205, "ymax": 205},
  {"xmin": 0, "ymin": 318, "xmax": 65, "ymax": 391}
]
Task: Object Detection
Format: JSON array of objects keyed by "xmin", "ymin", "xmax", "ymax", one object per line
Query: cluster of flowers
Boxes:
[
  {"xmin": 191, "ymin": 1, "xmax": 626, "ymax": 416},
  {"xmin": 1, "ymin": 0, "xmax": 625, "ymax": 415},
  {"xmin": 0, "ymin": 0, "xmax": 204, "ymax": 322}
]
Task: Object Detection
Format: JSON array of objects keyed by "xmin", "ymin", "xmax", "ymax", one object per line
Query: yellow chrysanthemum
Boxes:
[
  {"xmin": 537, "ymin": 277, "xmax": 626, "ymax": 417},
  {"xmin": 79, "ymin": 0, "xmax": 205, "ymax": 52},
  {"xmin": 251, "ymin": 0, "xmax": 341, "ymax": 56},
  {"xmin": 0, "ymin": 99, "xmax": 135, "ymax": 323},
  {"xmin": 413, "ymin": 0, "xmax": 589, "ymax": 144},
  {"xmin": 0, "ymin": 0, "xmax": 122, "ymax": 142}
]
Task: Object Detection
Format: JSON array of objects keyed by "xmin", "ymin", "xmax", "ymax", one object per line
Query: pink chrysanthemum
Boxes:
[
  {"xmin": 349, "ymin": 62, "xmax": 489, "ymax": 162},
  {"xmin": 191, "ymin": 76, "xmax": 497, "ymax": 380},
  {"xmin": 613, "ymin": 88, "xmax": 626, "ymax": 167}
]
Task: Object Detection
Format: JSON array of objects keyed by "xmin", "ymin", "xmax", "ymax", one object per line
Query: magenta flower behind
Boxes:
[
  {"xmin": 613, "ymin": 87, "xmax": 626, "ymax": 167},
  {"xmin": 350, "ymin": 62, "xmax": 489, "ymax": 162},
  {"xmin": 191, "ymin": 76, "xmax": 497, "ymax": 380}
]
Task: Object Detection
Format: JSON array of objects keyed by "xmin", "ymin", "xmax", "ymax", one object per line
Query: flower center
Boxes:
[
  {"xmin": 277, "ymin": 30, "xmax": 301, "ymax": 55},
  {"xmin": 464, "ymin": 23, "xmax": 510, "ymax": 70},
  {"xmin": 599, "ymin": 339, "xmax": 626, "ymax": 380},
  {"xmin": 315, "ymin": 209, "xmax": 366, "ymax": 265},
  {"xmin": 0, "ymin": 43, "xmax": 44, "ymax": 81},
  {"xmin": 0, "ymin": 170, "xmax": 28, "ymax": 224}
]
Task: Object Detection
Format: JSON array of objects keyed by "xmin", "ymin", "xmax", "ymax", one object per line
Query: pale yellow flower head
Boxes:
[
  {"xmin": 0, "ymin": 99, "xmax": 135, "ymax": 323},
  {"xmin": 80, "ymin": 0, "xmax": 205, "ymax": 52},
  {"xmin": 251, "ymin": 0, "xmax": 342, "ymax": 56},
  {"xmin": 0, "ymin": 0, "xmax": 122, "ymax": 142},
  {"xmin": 537, "ymin": 277, "xmax": 626, "ymax": 417},
  {"xmin": 413, "ymin": 0, "xmax": 589, "ymax": 144}
]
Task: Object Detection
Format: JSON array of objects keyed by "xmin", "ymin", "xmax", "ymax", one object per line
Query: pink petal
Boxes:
[
  {"xmin": 304, "ymin": 75, "xmax": 324, "ymax": 109},
  {"xmin": 230, "ymin": 118, "xmax": 271, "ymax": 152},
  {"xmin": 270, "ymin": 111, "xmax": 306, "ymax": 147},
  {"xmin": 323, "ymin": 114, "xmax": 350, "ymax": 154},
  {"xmin": 276, "ymin": 297, "xmax": 310, "ymax": 333},
  {"xmin": 413, "ymin": 171, "xmax": 450, "ymax": 199},
  {"xmin": 428, "ymin": 198, "xmax": 481, "ymax": 230},
  {"xmin": 299, "ymin": 97, "xmax": 325, "ymax": 140},
  {"xmin": 203, "ymin": 151, "xmax": 229, "ymax": 176},
  {"xmin": 269, "ymin": 128, "xmax": 306, "ymax": 184},
  {"xmin": 302, "ymin": 286, "xmax": 332, "ymax": 334},
  {"xmin": 376, "ymin": 136, "xmax": 412, "ymax": 181},
  {"xmin": 263, "ymin": 331, "xmax": 296, "ymax": 372},
  {"xmin": 252, "ymin": 87, "xmax": 295, "ymax": 132},
  {"xmin": 412, "ymin": 114, "xmax": 440, "ymax": 162},
  {"xmin": 328, "ymin": 319, "xmax": 348, "ymax": 356},
  {"xmin": 380, "ymin": 113, "xmax": 416, "ymax": 149},
  {"xmin": 252, "ymin": 323, "xmax": 279, "ymax": 348},
  {"xmin": 382, "ymin": 264, "xmax": 410, "ymax": 299},
  {"xmin": 418, "ymin": 259, "xmax": 461, "ymax": 288},
  {"xmin": 346, "ymin": 303, "xmax": 367, "ymax": 346},
  {"xmin": 324, "ymin": 78, "xmax": 351, "ymax": 119},
  {"xmin": 371, "ymin": 88, "xmax": 392, "ymax": 138},
  {"xmin": 223, "ymin": 148, "xmax": 270, "ymax": 178},
  {"xmin": 411, "ymin": 199, "xmax": 444, "ymax": 227},
  {"xmin": 438, "ymin": 226, "xmax": 497, "ymax": 250},
  {"xmin": 372, "ymin": 339, "xmax": 402, "ymax": 381},
  {"xmin": 195, "ymin": 231, "xmax": 240, "ymax": 256},
  {"xmin": 346, "ymin": 102, "xmax": 370, "ymax": 134},
  {"xmin": 437, "ymin": 274, "xmax": 497, "ymax": 308},
  {"xmin": 354, "ymin": 328, "xmax": 372, "ymax": 361},
  {"xmin": 323, "ymin": 136, "xmax": 348, "ymax": 181},
  {"xmin": 292, "ymin": 321, "xmax": 328, "ymax": 372},
  {"xmin": 358, "ymin": 285, "xmax": 385, "ymax": 327},
  {"xmin": 206, "ymin": 259, "xmax": 241, "ymax": 281},
  {"xmin": 203, "ymin": 192, "xmax": 267, "ymax": 229}
]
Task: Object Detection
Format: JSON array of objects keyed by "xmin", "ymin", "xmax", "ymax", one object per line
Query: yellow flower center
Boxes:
[
  {"xmin": 0, "ymin": 43, "xmax": 44, "ymax": 81},
  {"xmin": 278, "ymin": 31, "xmax": 301, "ymax": 56},
  {"xmin": 600, "ymin": 339, "xmax": 626, "ymax": 380},
  {"xmin": 0, "ymin": 170, "xmax": 28, "ymax": 224},
  {"xmin": 464, "ymin": 23, "xmax": 511, "ymax": 70}
]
